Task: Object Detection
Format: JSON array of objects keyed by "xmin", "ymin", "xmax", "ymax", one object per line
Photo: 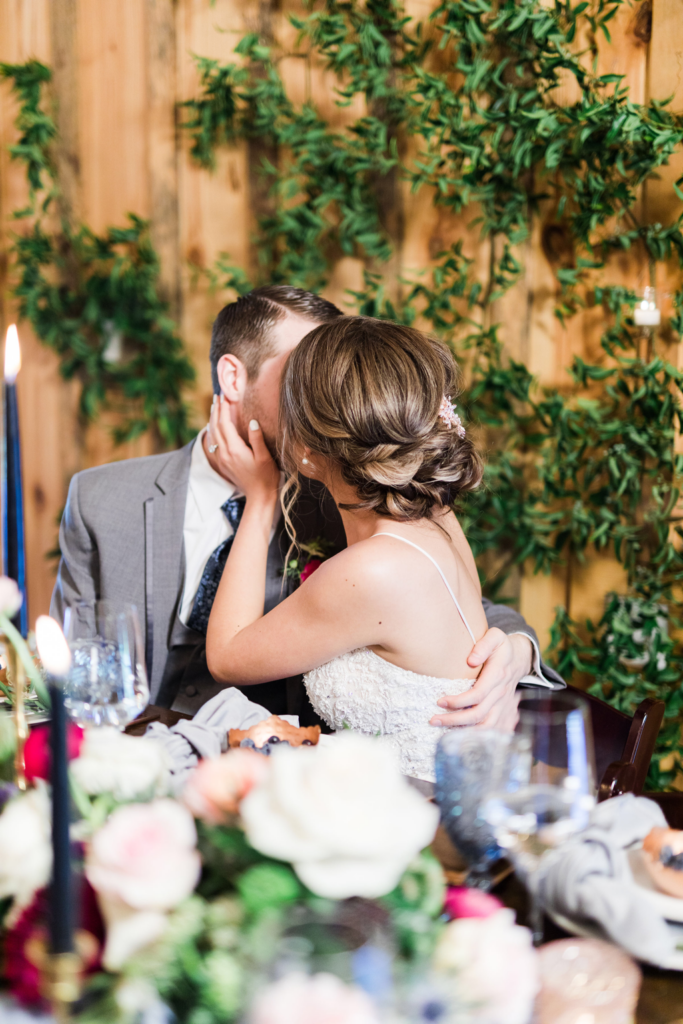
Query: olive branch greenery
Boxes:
[
  {"xmin": 0, "ymin": 60, "xmax": 196, "ymax": 448},
  {"xmin": 181, "ymin": 0, "xmax": 683, "ymax": 787}
]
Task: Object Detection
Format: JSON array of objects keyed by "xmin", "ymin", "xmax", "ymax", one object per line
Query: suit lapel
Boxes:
[{"xmin": 145, "ymin": 441, "xmax": 193, "ymax": 699}]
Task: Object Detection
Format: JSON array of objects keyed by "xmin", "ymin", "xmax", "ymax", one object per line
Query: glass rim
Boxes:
[{"xmin": 516, "ymin": 689, "xmax": 590, "ymax": 725}]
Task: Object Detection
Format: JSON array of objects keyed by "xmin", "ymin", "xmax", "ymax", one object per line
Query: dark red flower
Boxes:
[
  {"xmin": 24, "ymin": 723, "xmax": 84, "ymax": 783},
  {"xmin": 300, "ymin": 558, "xmax": 323, "ymax": 584},
  {"xmin": 3, "ymin": 877, "xmax": 105, "ymax": 1008}
]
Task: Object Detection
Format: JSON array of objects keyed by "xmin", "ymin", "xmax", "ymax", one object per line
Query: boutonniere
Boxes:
[{"xmin": 284, "ymin": 537, "xmax": 334, "ymax": 585}]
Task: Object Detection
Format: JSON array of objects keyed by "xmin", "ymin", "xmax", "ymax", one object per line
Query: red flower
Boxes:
[
  {"xmin": 4, "ymin": 878, "xmax": 105, "ymax": 1008},
  {"xmin": 24, "ymin": 723, "xmax": 85, "ymax": 783},
  {"xmin": 300, "ymin": 558, "xmax": 323, "ymax": 584},
  {"xmin": 443, "ymin": 886, "xmax": 503, "ymax": 920}
]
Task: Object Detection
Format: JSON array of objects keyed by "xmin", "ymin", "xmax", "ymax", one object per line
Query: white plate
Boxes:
[
  {"xmin": 627, "ymin": 847, "xmax": 683, "ymax": 923},
  {"xmin": 546, "ymin": 909, "xmax": 683, "ymax": 971}
]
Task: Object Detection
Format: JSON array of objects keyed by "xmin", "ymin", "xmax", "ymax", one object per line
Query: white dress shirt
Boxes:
[{"xmin": 179, "ymin": 430, "xmax": 279, "ymax": 625}]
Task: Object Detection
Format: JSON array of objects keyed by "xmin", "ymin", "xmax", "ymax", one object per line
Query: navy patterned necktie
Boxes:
[{"xmin": 187, "ymin": 495, "xmax": 246, "ymax": 635}]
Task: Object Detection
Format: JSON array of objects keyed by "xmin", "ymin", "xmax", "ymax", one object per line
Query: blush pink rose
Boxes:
[
  {"xmin": 183, "ymin": 749, "xmax": 270, "ymax": 824},
  {"xmin": 300, "ymin": 559, "xmax": 323, "ymax": 583},
  {"xmin": 86, "ymin": 799, "xmax": 202, "ymax": 970},
  {"xmin": 444, "ymin": 886, "xmax": 503, "ymax": 920},
  {"xmin": 86, "ymin": 799, "xmax": 200, "ymax": 911},
  {"xmin": 251, "ymin": 972, "xmax": 381, "ymax": 1024}
]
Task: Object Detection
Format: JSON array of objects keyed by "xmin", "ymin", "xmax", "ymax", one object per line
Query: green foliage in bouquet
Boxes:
[
  {"xmin": 180, "ymin": 0, "xmax": 683, "ymax": 788},
  {"xmin": 0, "ymin": 61, "xmax": 195, "ymax": 448}
]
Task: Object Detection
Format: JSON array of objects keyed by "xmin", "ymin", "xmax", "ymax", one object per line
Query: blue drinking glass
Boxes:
[{"xmin": 434, "ymin": 730, "xmax": 512, "ymax": 889}]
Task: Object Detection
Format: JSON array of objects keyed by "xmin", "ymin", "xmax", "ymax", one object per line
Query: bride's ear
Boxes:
[{"xmin": 299, "ymin": 446, "xmax": 316, "ymax": 475}]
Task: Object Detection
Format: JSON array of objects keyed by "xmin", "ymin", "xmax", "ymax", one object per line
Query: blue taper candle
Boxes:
[
  {"xmin": 35, "ymin": 617, "xmax": 74, "ymax": 956},
  {"xmin": 2, "ymin": 325, "xmax": 27, "ymax": 636}
]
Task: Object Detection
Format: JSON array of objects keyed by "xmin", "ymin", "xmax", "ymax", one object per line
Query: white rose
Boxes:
[
  {"xmin": 434, "ymin": 908, "xmax": 540, "ymax": 1024},
  {"xmin": 71, "ymin": 728, "xmax": 170, "ymax": 801},
  {"xmin": 250, "ymin": 972, "xmax": 381, "ymax": 1024},
  {"xmin": 240, "ymin": 733, "xmax": 439, "ymax": 899},
  {"xmin": 0, "ymin": 785, "xmax": 52, "ymax": 916},
  {"xmin": 0, "ymin": 576, "xmax": 22, "ymax": 617}
]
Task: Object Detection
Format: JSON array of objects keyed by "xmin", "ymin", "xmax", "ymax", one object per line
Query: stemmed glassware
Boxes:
[
  {"xmin": 480, "ymin": 690, "xmax": 596, "ymax": 942},
  {"xmin": 61, "ymin": 601, "xmax": 149, "ymax": 729},
  {"xmin": 434, "ymin": 729, "xmax": 513, "ymax": 890}
]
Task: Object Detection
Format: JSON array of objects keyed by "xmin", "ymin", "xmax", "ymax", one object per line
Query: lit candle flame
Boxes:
[
  {"xmin": 4, "ymin": 325, "xmax": 21, "ymax": 384},
  {"xmin": 35, "ymin": 615, "xmax": 72, "ymax": 678}
]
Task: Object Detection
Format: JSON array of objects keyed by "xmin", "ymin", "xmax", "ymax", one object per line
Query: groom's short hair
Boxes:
[{"xmin": 210, "ymin": 286, "xmax": 343, "ymax": 391}]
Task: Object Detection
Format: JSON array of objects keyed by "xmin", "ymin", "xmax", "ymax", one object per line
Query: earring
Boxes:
[{"xmin": 302, "ymin": 457, "xmax": 309, "ymax": 465}]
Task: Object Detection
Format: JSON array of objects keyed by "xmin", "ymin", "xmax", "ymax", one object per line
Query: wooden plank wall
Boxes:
[{"xmin": 0, "ymin": 0, "xmax": 681, "ymax": 647}]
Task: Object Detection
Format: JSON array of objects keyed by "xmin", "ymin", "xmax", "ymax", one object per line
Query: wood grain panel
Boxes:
[{"xmin": 0, "ymin": 0, "xmax": 679, "ymax": 639}]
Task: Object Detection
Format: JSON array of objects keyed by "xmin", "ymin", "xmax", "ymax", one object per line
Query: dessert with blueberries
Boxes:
[
  {"xmin": 228, "ymin": 714, "xmax": 320, "ymax": 756},
  {"xmin": 642, "ymin": 826, "xmax": 683, "ymax": 899}
]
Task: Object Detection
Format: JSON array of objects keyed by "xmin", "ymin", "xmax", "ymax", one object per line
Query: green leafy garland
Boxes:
[
  {"xmin": 0, "ymin": 61, "xmax": 195, "ymax": 448},
  {"xmin": 181, "ymin": 0, "xmax": 683, "ymax": 788}
]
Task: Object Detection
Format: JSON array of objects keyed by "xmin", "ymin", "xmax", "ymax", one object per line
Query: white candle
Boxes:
[{"xmin": 634, "ymin": 303, "xmax": 661, "ymax": 327}]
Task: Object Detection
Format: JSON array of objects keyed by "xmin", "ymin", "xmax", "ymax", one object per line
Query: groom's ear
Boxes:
[{"xmin": 216, "ymin": 354, "xmax": 248, "ymax": 403}]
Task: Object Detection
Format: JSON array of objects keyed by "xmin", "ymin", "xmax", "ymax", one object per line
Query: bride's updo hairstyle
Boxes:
[{"xmin": 279, "ymin": 316, "xmax": 482, "ymax": 520}]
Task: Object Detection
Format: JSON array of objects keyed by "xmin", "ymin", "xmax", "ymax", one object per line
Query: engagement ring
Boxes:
[{"xmin": 208, "ymin": 443, "xmax": 218, "ymax": 453}]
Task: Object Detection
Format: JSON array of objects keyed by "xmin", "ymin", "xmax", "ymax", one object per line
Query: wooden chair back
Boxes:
[{"xmin": 563, "ymin": 685, "xmax": 664, "ymax": 800}]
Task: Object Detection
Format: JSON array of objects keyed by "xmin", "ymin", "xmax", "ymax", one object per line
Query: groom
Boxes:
[{"xmin": 51, "ymin": 285, "xmax": 562, "ymax": 727}]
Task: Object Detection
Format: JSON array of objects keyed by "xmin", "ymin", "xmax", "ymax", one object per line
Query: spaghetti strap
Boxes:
[{"xmin": 372, "ymin": 532, "xmax": 477, "ymax": 644}]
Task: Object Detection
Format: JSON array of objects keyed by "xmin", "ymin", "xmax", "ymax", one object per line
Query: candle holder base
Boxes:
[{"xmin": 26, "ymin": 937, "xmax": 86, "ymax": 1022}]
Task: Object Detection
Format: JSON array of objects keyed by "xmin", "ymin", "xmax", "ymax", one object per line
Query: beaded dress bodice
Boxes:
[{"xmin": 304, "ymin": 533, "xmax": 478, "ymax": 783}]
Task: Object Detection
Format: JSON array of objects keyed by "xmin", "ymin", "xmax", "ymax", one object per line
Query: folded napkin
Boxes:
[
  {"xmin": 534, "ymin": 793, "xmax": 676, "ymax": 964},
  {"xmin": 145, "ymin": 688, "xmax": 298, "ymax": 790}
]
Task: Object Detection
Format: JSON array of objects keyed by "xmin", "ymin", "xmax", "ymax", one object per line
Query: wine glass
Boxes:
[
  {"xmin": 434, "ymin": 729, "xmax": 513, "ymax": 889},
  {"xmin": 480, "ymin": 691, "xmax": 596, "ymax": 942},
  {"xmin": 62, "ymin": 601, "xmax": 149, "ymax": 729}
]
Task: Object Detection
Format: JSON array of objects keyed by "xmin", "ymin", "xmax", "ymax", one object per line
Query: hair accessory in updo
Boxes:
[{"xmin": 439, "ymin": 396, "xmax": 466, "ymax": 438}]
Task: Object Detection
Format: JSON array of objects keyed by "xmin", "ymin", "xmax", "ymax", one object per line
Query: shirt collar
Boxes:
[{"xmin": 188, "ymin": 428, "xmax": 238, "ymax": 522}]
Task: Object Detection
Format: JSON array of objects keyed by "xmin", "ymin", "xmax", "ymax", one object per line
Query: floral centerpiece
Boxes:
[{"xmin": 0, "ymin": 729, "xmax": 539, "ymax": 1023}]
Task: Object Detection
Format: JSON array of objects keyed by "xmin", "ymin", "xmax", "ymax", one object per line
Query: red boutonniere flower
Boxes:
[{"xmin": 300, "ymin": 558, "xmax": 323, "ymax": 583}]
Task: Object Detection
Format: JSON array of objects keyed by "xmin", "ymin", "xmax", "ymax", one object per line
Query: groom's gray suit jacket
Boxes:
[{"xmin": 51, "ymin": 439, "xmax": 563, "ymax": 717}]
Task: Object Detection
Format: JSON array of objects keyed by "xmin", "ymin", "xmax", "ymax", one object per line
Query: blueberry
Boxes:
[
  {"xmin": 302, "ymin": 740, "xmax": 313, "ymax": 746},
  {"xmin": 422, "ymin": 1000, "xmax": 446, "ymax": 1021},
  {"xmin": 268, "ymin": 735, "xmax": 281, "ymax": 744},
  {"xmin": 239, "ymin": 739, "xmax": 257, "ymax": 750}
]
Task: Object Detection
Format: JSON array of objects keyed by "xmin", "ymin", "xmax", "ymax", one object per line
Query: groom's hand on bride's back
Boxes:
[{"xmin": 429, "ymin": 629, "xmax": 533, "ymax": 732}]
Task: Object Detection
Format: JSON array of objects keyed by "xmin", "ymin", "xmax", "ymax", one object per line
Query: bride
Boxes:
[{"xmin": 206, "ymin": 316, "xmax": 489, "ymax": 782}]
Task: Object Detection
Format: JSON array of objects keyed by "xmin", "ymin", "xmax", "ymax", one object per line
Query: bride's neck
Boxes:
[{"xmin": 325, "ymin": 474, "xmax": 386, "ymax": 547}]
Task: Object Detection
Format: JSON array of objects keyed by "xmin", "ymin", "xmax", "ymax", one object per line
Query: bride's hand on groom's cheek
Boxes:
[
  {"xmin": 207, "ymin": 396, "xmax": 280, "ymax": 503},
  {"xmin": 429, "ymin": 629, "xmax": 532, "ymax": 732}
]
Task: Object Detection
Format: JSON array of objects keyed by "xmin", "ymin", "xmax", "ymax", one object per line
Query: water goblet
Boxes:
[
  {"xmin": 480, "ymin": 690, "xmax": 596, "ymax": 942},
  {"xmin": 435, "ymin": 729, "xmax": 513, "ymax": 890},
  {"xmin": 62, "ymin": 601, "xmax": 149, "ymax": 729}
]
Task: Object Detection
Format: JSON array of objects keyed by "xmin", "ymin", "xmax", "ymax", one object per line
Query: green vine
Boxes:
[
  {"xmin": 181, "ymin": 0, "xmax": 683, "ymax": 788},
  {"xmin": 0, "ymin": 61, "xmax": 195, "ymax": 448}
]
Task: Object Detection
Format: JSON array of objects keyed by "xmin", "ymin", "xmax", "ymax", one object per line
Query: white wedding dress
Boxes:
[{"xmin": 304, "ymin": 533, "xmax": 477, "ymax": 782}]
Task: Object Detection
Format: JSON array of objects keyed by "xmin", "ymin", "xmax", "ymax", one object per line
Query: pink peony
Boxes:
[
  {"xmin": 183, "ymin": 749, "xmax": 270, "ymax": 824},
  {"xmin": 86, "ymin": 799, "xmax": 200, "ymax": 911},
  {"xmin": 86, "ymin": 799, "xmax": 201, "ymax": 970},
  {"xmin": 444, "ymin": 886, "xmax": 503, "ymax": 920},
  {"xmin": 300, "ymin": 559, "xmax": 323, "ymax": 583},
  {"xmin": 24, "ymin": 723, "xmax": 84, "ymax": 783},
  {"xmin": 250, "ymin": 972, "xmax": 381, "ymax": 1024}
]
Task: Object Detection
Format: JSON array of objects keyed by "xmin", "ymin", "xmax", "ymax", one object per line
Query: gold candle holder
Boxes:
[
  {"xmin": 26, "ymin": 936, "xmax": 87, "ymax": 1023},
  {"xmin": 1, "ymin": 634, "xmax": 27, "ymax": 790}
]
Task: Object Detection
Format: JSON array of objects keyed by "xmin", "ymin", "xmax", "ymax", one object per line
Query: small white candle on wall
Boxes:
[{"xmin": 633, "ymin": 287, "xmax": 661, "ymax": 327}]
